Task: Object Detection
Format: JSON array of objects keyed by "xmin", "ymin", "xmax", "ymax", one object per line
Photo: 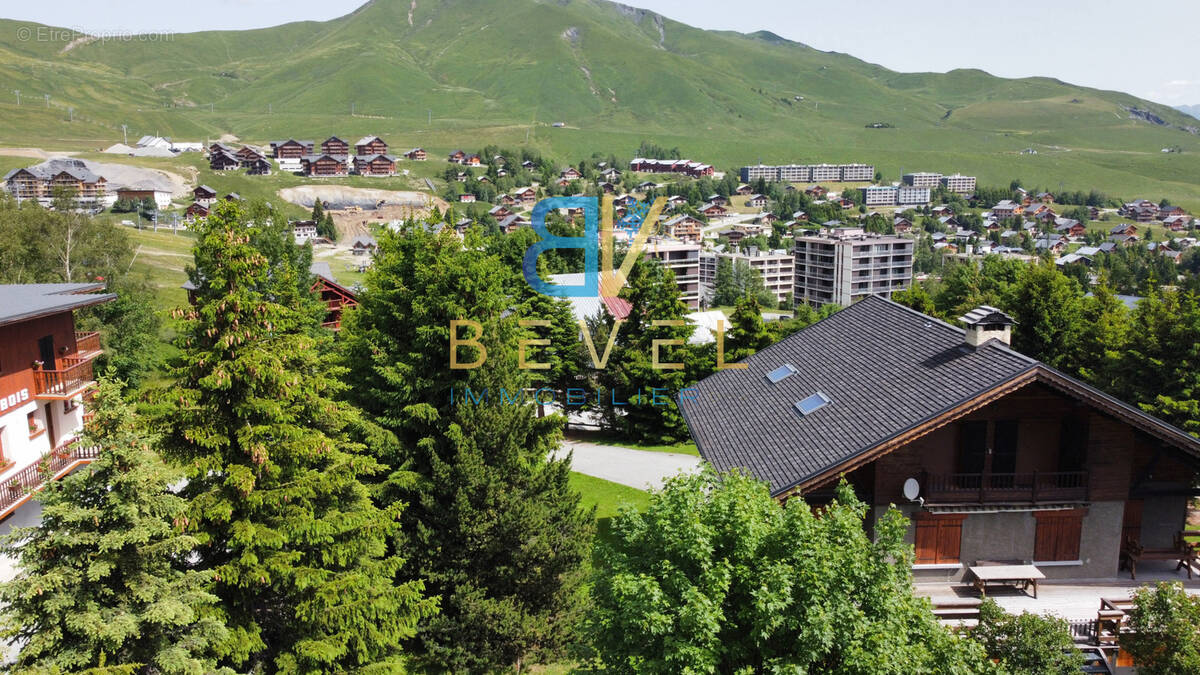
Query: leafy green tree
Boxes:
[
  {"xmin": 724, "ymin": 294, "xmax": 774, "ymax": 360},
  {"xmin": 339, "ymin": 223, "xmax": 593, "ymax": 672},
  {"xmin": 81, "ymin": 276, "xmax": 162, "ymax": 390},
  {"xmin": 713, "ymin": 256, "xmax": 738, "ymax": 306},
  {"xmin": 1113, "ymin": 288, "xmax": 1200, "ymax": 435},
  {"xmin": 0, "ymin": 377, "xmax": 230, "ymax": 674},
  {"xmin": 970, "ymin": 600, "xmax": 1081, "ymax": 674},
  {"xmin": 157, "ymin": 200, "xmax": 435, "ymax": 672},
  {"xmin": 1120, "ymin": 582, "xmax": 1200, "ymax": 674},
  {"xmin": 600, "ymin": 257, "xmax": 698, "ymax": 443},
  {"xmin": 589, "ymin": 471, "xmax": 994, "ymax": 674},
  {"xmin": 1007, "ymin": 262, "xmax": 1084, "ymax": 370}
]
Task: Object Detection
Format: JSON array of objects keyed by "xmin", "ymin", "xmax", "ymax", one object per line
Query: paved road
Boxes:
[{"xmin": 557, "ymin": 439, "xmax": 705, "ymax": 491}]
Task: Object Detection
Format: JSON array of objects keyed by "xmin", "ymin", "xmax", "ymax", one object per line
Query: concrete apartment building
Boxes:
[
  {"xmin": 739, "ymin": 163, "xmax": 876, "ymax": 184},
  {"xmin": 940, "ymin": 174, "xmax": 977, "ymax": 194},
  {"xmin": 902, "ymin": 172, "xmax": 943, "ymax": 188},
  {"xmin": 862, "ymin": 185, "xmax": 932, "ymax": 207},
  {"xmin": 700, "ymin": 247, "xmax": 795, "ymax": 306},
  {"xmin": 793, "ymin": 227, "xmax": 914, "ymax": 306},
  {"xmin": 645, "ymin": 237, "xmax": 702, "ymax": 309}
]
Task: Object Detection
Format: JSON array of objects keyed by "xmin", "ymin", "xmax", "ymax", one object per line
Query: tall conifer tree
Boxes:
[{"xmin": 158, "ymin": 200, "xmax": 435, "ymax": 672}]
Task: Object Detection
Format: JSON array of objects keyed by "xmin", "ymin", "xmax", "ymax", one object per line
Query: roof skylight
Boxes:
[
  {"xmin": 766, "ymin": 363, "xmax": 798, "ymax": 384},
  {"xmin": 794, "ymin": 391, "xmax": 832, "ymax": 416}
]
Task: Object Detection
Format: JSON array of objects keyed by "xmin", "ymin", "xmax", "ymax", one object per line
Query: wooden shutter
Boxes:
[
  {"xmin": 915, "ymin": 514, "xmax": 965, "ymax": 564},
  {"xmin": 1034, "ymin": 509, "xmax": 1086, "ymax": 561}
]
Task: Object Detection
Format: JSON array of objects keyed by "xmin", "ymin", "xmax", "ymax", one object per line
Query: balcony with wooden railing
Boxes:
[
  {"xmin": 0, "ymin": 444, "xmax": 100, "ymax": 519},
  {"xmin": 922, "ymin": 470, "xmax": 1090, "ymax": 505},
  {"xmin": 32, "ymin": 358, "xmax": 97, "ymax": 400},
  {"xmin": 74, "ymin": 331, "xmax": 102, "ymax": 358}
]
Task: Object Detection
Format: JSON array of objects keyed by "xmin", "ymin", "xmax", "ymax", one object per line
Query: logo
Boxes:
[{"xmin": 521, "ymin": 195, "xmax": 666, "ymax": 298}]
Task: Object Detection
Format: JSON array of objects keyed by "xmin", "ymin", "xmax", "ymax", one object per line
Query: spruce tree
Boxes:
[
  {"xmin": 340, "ymin": 223, "xmax": 593, "ymax": 672},
  {"xmin": 724, "ymin": 294, "xmax": 774, "ymax": 361},
  {"xmin": 0, "ymin": 378, "xmax": 230, "ymax": 674},
  {"xmin": 158, "ymin": 200, "xmax": 435, "ymax": 672}
]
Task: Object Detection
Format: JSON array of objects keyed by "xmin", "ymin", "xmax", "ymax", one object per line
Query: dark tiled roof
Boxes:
[{"xmin": 679, "ymin": 296, "xmax": 1038, "ymax": 496}]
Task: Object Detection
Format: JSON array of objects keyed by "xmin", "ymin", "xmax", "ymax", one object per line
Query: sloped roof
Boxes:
[
  {"xmin": 679, "ymin": 295, "xmax": 1200, "ymax": 498},
  {"xmin": 0, "ymin": 283, "xmax": 115, "ymax": 326}
]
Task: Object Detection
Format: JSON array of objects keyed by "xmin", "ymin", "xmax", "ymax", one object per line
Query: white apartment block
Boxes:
[
  {"xmin": 902, "ymin": 172, "xmax": 943, "ymax": 188},
  {"xmin": 898, "ymin": 185, "xmax": 932, "ymax": 205},
  {"xmin": 700, "ymin": 248, "xmax": 795, "ymax": 307},
  {"xmin": 645, "ymin": 238, "xmax": 702, "ymax": 309},
  {"xmin": 840, "ymin": 163, "xmax": 875, "ymax": 181},
  {"xmin": 810, "ymin": 164, "xmax": 841, "ymax": 182},
  {"xmin": 793, "ymin": 228, "xmax": 914, "ymax": 306},
  {"xmin": 862, "ymin": 185, "xmax": 932, "ymax": 207},
  {"xmin": 940, "ymin": 174, "xmax": 977, "ymax": 194}
]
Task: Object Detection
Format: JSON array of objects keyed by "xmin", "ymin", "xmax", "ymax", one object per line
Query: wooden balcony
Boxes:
[
  {"xmin": 0, "ymin": 444, "xmax": 100, "ymax": 519},
  {"xmin": 74, "ymin": 331, "xmax": 102, "ymax": 359},
  {"xmin": 32, "ymin": 358, "xmax": 96, "ymax": 400},
  {"xmin": 923, "ymin": 471, "xmax": 1089, "ymax": 505}
]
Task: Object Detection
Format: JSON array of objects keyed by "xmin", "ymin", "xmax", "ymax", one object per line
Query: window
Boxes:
[
  {"xmin": 1034, "ymin": 509, "xmax": 1085, "ymax": 562},
  {"xmin": 794, "ymin": 392, "xmax": 831, "ymax": 416},
  {"xmin": 914, "ymin": 513, "xmax": 965, "ymax": 565},
  {"xmin": 63, "ymin": 398, "xmax": 78, "ymax": 414},
  {"xmin": 767, "ymin": 364, "xmax": 798, "ymax": 384},
  {"xmin": 957, "ymin": 421, "xmax": 988, "ymax": 486},
  {"xmin": 991, "ymin": 420, "xmax": 1019, "ymax": 487},
  {"xmin": 27, "ymin": 411, "xmax": 44, "ymax": 439}
]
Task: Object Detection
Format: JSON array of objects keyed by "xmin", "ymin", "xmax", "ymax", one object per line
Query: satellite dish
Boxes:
[{"xmin": 903, "ymin": 478, "xmax": 921, "ymax": 502}]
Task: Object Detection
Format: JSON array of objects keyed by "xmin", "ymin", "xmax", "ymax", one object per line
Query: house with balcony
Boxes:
[
  {"xmin": 680, "ymin": 298, "xmax": 1200, "ymax": 581},
  {"xmin": 181, "ymin": 263, "xmax": 355, "ymax": 330},
  {"xmin": 0, "ymin": 283, "xmax": 113, "ymax": 520}
]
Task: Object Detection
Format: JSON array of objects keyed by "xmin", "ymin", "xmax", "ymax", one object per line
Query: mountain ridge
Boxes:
[{"xmin": 0, "ymin": 0, "xmax": 1198, "ymax": 205}]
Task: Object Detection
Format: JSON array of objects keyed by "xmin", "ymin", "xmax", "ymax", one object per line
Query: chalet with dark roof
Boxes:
[
  {"xmin": 301, "ymin": 154, "xmax": 349, "ymax": 177},
  {"xmin": 192, "ymin": 184, "xmax": 217, "ymax": 206},
  {"xmin": 680, "ymin": 297, "xmax": 1200, "ymax": 580},
  {"xmin": 209, "ymin": 151, "xmax": 239, "ymax": 171},
  {"xmin": 320, "ymin": 136, "xmax": 350, "ymax": 156},
  {"xmin": 353, "ymin": 154, "xmax": 397, "ymax": 177},
  {"xmin": 354, "ymin": 136, "xmax": 388, "ymax": 156},
  {"xmin": 404, "ymin": 148, "xmax": 427, "ymax": 161},
  {"xmin": 271, "ymin": 139, "xmax": 314, "ymax": 159}
]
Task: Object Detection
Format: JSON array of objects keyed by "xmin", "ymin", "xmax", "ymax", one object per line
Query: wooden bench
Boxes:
[
  {"xmin": 931, "ymin": 598, "xmax": 982, "ymax": 621},
  {"xmin": 968, "ymin": 560, "xmax": 1045, "ymax": 599},
  {"xmin": 1119, "ymin": 533, "xmax": 1197, "ymax": 580}
]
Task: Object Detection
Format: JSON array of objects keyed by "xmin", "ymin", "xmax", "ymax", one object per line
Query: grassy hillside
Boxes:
[{"xmin": 2, "ymin": 0, "xmax": 1200, "ymax": 206}]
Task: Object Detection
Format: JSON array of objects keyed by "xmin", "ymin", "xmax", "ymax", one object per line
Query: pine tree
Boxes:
[
  {"xmin": 0, "ymin": 377, "xmax": 230, "ymax": 674},
  {"xmin": 599, "ymin": 257, "xmax": 698, "ymax": 443},
  {"xmin": 339, "ymin": 223, "xmax": 593, "ymax": 672},
  {"xmin": 713, "ymin": 256, "xmax": 737, "ymax": 306},
  {"xmin": 724, "ymin": 294, "xmax": 774, "ymax": 361},
  {"xmin": 157, "ymin": 199, "xmax": 435, "ymax": 672}
]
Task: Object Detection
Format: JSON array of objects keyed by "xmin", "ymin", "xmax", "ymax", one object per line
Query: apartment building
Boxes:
[
  {"xmin": 739, "ymin": 163, "xmax": 877, "ymax": 184},
  {"xmin": 0, "ymin": 283, "xmax": 113, "ymax": 521},
  {"xmin": 700, "ymin": 247, "xmax": 795, "ymax": 306},
  {"xmin": 940, "ymin": 174, "xmax": 977, "ymax": 194},
  {"xmin": 644, "ymin": 237, "xmax": 702, "ymax": 309},
  {"xmin": 902, "ymin": 172, "xmax": 943, "ymax": 188},
  {"xmin": 3, "ymin": 160, "xmax": 108, "ymax": 206},
  {"xmin": 862, "ymin": 185, "xmax": 932, "ymax": 207},
  {"xmin": 793, "ymin": 227, "xmax": 914, "ymax": 306}
]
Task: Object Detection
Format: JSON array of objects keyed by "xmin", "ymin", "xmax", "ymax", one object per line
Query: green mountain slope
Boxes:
[{"xmin": 2, "ymin": 0, "xmax": 1199, "ymax": 205}]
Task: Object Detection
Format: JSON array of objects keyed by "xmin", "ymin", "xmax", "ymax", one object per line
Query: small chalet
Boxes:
[
  {"xmin": 463, "ymin": 154, "xmax": 482, "ymax": 167},
  {"xmin": 599, "ymin": 167, "xmax": 621, "ymax": 181},
  {"xmin": 354, "ymin": 136, "xmax": 388, "ymax": 156},
  {"xmin": 246, "ymin": 157, "xmax": 272, "ymax": 176},
  {"xmin": 301, "ymin": 154, "xmax": 349, "ymax": 177},
  {"xmin": 497, "ymin": 214, "xmax": 529, "ymax": 234},
  {"xmin": 1109, "ymin": 223, "xmax": 1138, "ymax": 237},
  {"xmin": 560, "ymin": 167, "xmax": 582, "ymax": 180},
  {"xmin": 488, "ymin": 205, "xmax": 514, "ymax": 220},
  {"xmin": 354, "ymin": 154, "xmax": 397, "ymax": 177},
  {"xmin": 735, "ymin": 184, "xmax": 754, "ymax": 196},
  {"xmin": 209, "ymin": 151, "xmax": 239, "ymax": 171},
  {"xmin": 350, "ymin": 235, "xmax": 377, "ymax": 256},
  {"xmin": 699, "ymin": 202, "xmax": 727, "ymax": 218},
  {"xmin": 747, "ymin": 194, "xmax": 769, "ymax": 208},
  {"xmin": 447, "ymin": 150, "xmax": 467, "ymax": 164},
  {"xmin": 682, "ymin": 299, "xmax": 1200, "ymax": 580},
  {"xmin": 663, "ymin": 214, "xmax": 703, "ymax": 242},
  {"xmin": 931, "ymin": 205, "xmax": 955, "ymax": 217},
  {"xmin": 321, "ymin": 136, "xmax": 350, "ymax": 156},
  {"xmin": 459, "ymin": 193, "xmax": 476, "ymax": 203},
  {"xmin": 1163, "ymin": 215, "xmax": 1190, "ymax": 231},
  {"xmin": 1158, "ymin": 205, "xmax": 1186, "ymax": 219},
  {"xmin": 404, "ymin": 148, "xmax": 427, "ymax": 161},
  {"xmin": 193, "ymin": 185, "xmax": 217, "ymax": 206},
  {"xmin": 292, "ymin": 220, "xmax": 319, "ymax": 243},
  {"xmin": 706, "ymin": 194, "xmax": 728, "ymax": 207},
  {"xmin": 805, "ymin": 185, "xmax": 828, "ymax": 199},
  {"xmin": 510, "ymin": 187, "xmax": 538, "ymax": 205},
  {"xmin": 308, "ymin": 262, "xmax": 358, "ymax": 330},
  {"xmin": 271, "ymin": 139, "xmax": 314, "ymax": 159},
  {"xmin": 1054, "ymin": 218, "xmax": 1086, "ymax": 238},
  {"xmin": 992, "ymin": 200, "xmax": 1021, "ymax": 219},
  {"xmin": 893, "ymin": 216, "xmax": 913, "ymax": 234},
  {"xmin": 185, "ymin": 202, "xmax": 209, "ymax": 221}
]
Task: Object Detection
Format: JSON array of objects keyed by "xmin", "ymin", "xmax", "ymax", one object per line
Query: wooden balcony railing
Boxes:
[
  {"xmin": 33, "ymin": 358, "xmax": 96, "ymax": 399},
  {"xmin": 0, "ymin": 444, "xmax": 100, "ymax": 518},
  {"xmin": 923, "ymin": 471, "xmax": 1089, "ymax": 504},
  {"xmin": 74, "ymin": 331, "xmax": 101, "ymax": 356}
]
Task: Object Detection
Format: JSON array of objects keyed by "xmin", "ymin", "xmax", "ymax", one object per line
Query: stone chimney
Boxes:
[{"xmin": 959, "ymin": 305, "xmax": 1016, "ymax": 347}]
